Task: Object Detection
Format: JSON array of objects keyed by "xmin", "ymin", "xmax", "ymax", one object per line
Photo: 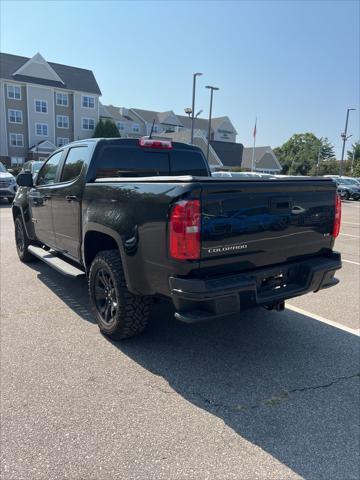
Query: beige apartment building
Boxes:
[
  {"xmin": 100, "ymin": 104, "xmax": 238, "ymax": 143},
  {"xmin": 0, "ymin": 52, "xmax": 281, "ymax": 173},
  {"xmin": 0, "ymin": 52, "xmax": 101, "ymax": 166},
  {"xmin": 100, "ymin": 104, "xmax": 244, "ymax": 169}
]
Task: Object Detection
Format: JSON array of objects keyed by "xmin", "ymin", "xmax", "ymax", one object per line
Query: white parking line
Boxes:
[
  {"xmin": 342, "ymin": 222, "xmax": 360, "ymax": 226},
  {"xmin": 287, "ymin": 304, "xmax": 360, "ymax": 336},
  {"xmin": 342, "ymin": 259, "xmax": 360, "ymax": 266},
  {"xmin": 339, "ymin": 233, "xmax": 360, "ymax": 238}
]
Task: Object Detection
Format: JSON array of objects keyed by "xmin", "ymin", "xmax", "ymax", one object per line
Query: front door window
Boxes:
[{"xmin": 36, "ymin": 151, "xmax": 63, "ymax": 185}]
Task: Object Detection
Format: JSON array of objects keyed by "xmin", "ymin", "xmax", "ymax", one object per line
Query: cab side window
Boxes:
[
  {"xmin": 60, "ymin": 146, "xmax": 88, "ymax": 182},
  {"xmin": 36, "ymin": 151, "xmax": 63, "ymax": 186}
]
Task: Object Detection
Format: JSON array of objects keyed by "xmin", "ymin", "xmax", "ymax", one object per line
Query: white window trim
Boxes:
[
  {"xmin": 8, "ymin": 109, "xmax": 23, "ymax": 124},
  {"xmin": 7, "ymin": 84, "xmax": 21, "ymax": 100},
  {"xmin": 9, "ymin": 133, "xmax": 24, "ymax": 147},
  {"xmin": 56, "ymin": 115, "xmax": 69, "ymax": 129},
  {"xmin": 81, "ymin": 117, "xmax": 95, "ymax": 130},
  {"xmin": 11, "ymin": 157, "xmax": 24, "ymax": 165},
  {"xmin": 55, "ymin": 92, "xmax": 69, "ymax": 107},
  {"xmin": 34, "ymin": 99, "xmax": 48, "ymax": 114},
  {"xmin": 57, "ymin": 137, "xmax": 70, "ymax": 147},
  {"xmin": 35, "ymin": 123, "xmax": 49, "ymax": 136},
  {"xmin": 81, "ymin": 95, "xmax": 95, "ymax": 109}
]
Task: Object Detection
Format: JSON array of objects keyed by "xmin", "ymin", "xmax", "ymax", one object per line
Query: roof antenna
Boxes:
[{"xmin": 148, "ymin": 119, "xmax": 155, "ymax": 139}]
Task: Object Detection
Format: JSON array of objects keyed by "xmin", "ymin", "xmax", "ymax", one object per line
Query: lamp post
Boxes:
[
  {"xmin": 184, "ymin": 107, "xmax": 192, "ymax": 118},
  {"xmin": 190, "ymin": 73, "xmax": 203, "ymax": 144},
  {"xmin": 340, "ymin": 108, "xmax": 356, "ymax": 176},
  {"xmin": 205, "ymin": 85, "xmax": 219, "ymax": 162}
]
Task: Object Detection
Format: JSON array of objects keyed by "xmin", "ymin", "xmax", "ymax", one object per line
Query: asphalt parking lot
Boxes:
[{"xmin": 1, "ymin": 200, "xmax": 359, "ymax": 480}]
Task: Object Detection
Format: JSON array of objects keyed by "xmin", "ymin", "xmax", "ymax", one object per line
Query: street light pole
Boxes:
[
  {"xmin": 340, "ymin": 108, "xmax": 356, "ymax": 176},
  {"xmin": 205, "ymin": 85, "xmax": 219, "ymax": 162},
  {"xmin": 190, "ymin": 73, "xmax": 203, "ymax": 144}
]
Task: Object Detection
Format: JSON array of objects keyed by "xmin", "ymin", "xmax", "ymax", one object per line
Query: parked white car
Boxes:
[{"xmin": 0, "ymin": 163, "xmax": 17, "ymax": 204}]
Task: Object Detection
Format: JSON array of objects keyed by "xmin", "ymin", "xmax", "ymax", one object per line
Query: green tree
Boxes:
[
  {"xmin": 274, "ymin": 133, "xmax": 335, "ymax": 176},
  {"xmin": 93, "ymin": 119, "xmax": 105, "ymax": 137},
  {"xmin": 313, "ymin": 159, "xmax": 340, "ymax": 176},
  {"xmin": 354, "ymin": 162, "xmax": 360, "ymax": 177},
  {"xmin": 347, "ymin": 142, "xmax": 360, "ymax": 176},
  {"xmin": 93, "ymin": 119, "xmax": 120, "ymax": 138}
]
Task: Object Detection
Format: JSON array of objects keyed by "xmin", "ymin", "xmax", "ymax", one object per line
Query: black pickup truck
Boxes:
[{"xmin": 14, "ymin": 137, "xmax": 342, "ymax": 339}]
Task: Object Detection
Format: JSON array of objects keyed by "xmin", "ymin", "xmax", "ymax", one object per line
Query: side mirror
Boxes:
[{"xmin": 17, "ymin": 172, "xmax": 34, "ymax": 188}]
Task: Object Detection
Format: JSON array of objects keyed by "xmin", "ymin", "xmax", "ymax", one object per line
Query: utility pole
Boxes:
[
  {"xmin": 205, "ymin": 85, "xmax": 219, "ymax": 162},
  {"xmin": 340, "ymin": 108, "xmax": 356, "ymax": 176},
  {"xmin": 190, "ymin": 73, "xmax": 203, "ymax": 144}
]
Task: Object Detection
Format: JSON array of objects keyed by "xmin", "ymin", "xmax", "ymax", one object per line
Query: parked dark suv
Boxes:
[
  {"xmin": 20, "ymin": 160, "xmax": 44, "ymax": 180},
  {"xmin": 335, "ymin": 178, "xmax": 360, "ymax": 200}
]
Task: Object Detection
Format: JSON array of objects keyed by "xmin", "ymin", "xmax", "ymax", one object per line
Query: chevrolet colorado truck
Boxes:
[{"xmin": 13, "ymin": 137, "xmax": 342, "ymax": 339}]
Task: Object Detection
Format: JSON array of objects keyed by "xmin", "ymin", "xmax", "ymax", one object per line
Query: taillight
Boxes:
[
  {"xmin": 332, "ymin": 194, "xmax": 341, "ymax": 238},
  {"xmin": 139, "ymin": 137, "xmax": 172, "ymax": 149},
  {"xmin": 169, "ymin": 200, "xmax": 201, "ymax": 260}
]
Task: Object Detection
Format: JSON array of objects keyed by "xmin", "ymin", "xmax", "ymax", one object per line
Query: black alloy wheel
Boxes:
[
  {"xmin": 15, "ymin": 216, "xmax": 25, "ymax": 255},
  {"xmin": 14, "ymin": 216, "xmax": 36, "ymax": 262},
  {"xmin": 94, "ymin": 268, "xmax": 118, "ymax": 326},
  {"xmin": 89, "ymin": 250, "xmax": 150, "ymax": 340}
]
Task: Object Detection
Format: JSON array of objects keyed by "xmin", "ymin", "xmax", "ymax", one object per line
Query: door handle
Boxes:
[{"xmin": 66, "ymin": 195, "xmax": 78, "ymax": 202}]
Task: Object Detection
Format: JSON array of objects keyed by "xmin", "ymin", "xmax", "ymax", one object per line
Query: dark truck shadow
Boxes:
[{"xmin": 29, "ymin": 262, "xmax": 359, "ymax": 480}]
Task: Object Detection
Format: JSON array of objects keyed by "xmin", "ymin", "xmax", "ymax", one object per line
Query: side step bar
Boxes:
[{"xmin": 28, "ymin": 245, "xmax": 85, "ymax": 278}]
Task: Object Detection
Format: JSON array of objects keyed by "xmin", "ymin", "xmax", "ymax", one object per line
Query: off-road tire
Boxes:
[
  {"xmin": 89, "ymin": 249, "xmax": 150, "ymax": 340},
  {"xmin": 14, "ymin": 216, "xmax": 37, "ymax": 262}
]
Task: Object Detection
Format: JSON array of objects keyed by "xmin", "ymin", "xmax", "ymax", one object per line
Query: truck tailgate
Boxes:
[{"xmin": 200, "ymin": 179, "xmax": 336, "ymax": 273}]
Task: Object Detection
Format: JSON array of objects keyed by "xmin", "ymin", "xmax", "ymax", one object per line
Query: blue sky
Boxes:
[{"xmin": 1, "ymin": 0, "xmax": 359, "ymax": 156}]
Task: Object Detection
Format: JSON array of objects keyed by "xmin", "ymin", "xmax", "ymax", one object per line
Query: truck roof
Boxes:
[{"xmin": 64, "ymin": 137, "xmax": 204, "ymax": 152}]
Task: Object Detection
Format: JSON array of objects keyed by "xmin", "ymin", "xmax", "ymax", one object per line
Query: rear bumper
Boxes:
[{"xmin": 169, "ymin": 252, "xmax": 342, "ymax": 323}]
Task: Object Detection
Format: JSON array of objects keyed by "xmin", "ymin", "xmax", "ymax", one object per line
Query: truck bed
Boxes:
[{"xmin": 88, "ymin": 176, "xmax": 337, "ymax": 295}]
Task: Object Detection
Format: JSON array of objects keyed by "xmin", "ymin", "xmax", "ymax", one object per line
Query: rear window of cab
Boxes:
[{"xmin": 95, "ymin": 146, "xmax": 208, "ymax": 178}]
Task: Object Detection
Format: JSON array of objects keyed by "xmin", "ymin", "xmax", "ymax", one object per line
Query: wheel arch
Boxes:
[
  {"xmin": 83, "ymin": 224, "xmax": 132, "ymax": 291},
  {"xmin": 12, "ymin": 204, "xmax": 32, "ymax": 239}
]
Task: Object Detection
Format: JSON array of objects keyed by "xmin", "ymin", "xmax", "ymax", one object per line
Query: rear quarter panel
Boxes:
[{"xmin": 82, "ymin": 181, "xmax": 201, "ymax": 295}]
